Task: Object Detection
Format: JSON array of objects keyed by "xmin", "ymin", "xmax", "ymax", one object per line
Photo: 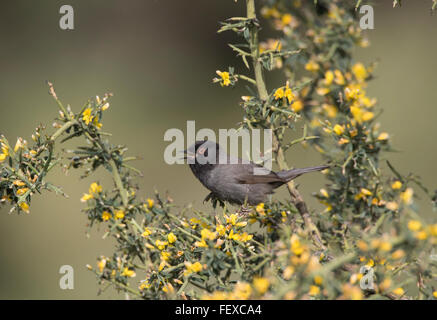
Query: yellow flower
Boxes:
[
  {"xmin": 161, "ymin": 251, "xmax": 171, "ymax": 261},
  {"xmin": 338, "ymin": 138, "xmax": 350, "ymax": 145},
  {"xmin": 97, "ymin": 258, "xmax": 106, "ymax": 272},
  {"xmin": 167, "ymin": 232, "xmax": 177, "ymax": 244},
  {"xmin": 379, "ymin": 278, "xmax": 391, "ymax": 292},
  {"xmin": 142, "ymin": 227, "xmax": 152, "ymax": 237},
  {"xmin": 14, "ymin": 138, "xmax": 25, "ymax": 153},
  {"xmin": 415, "ymin": 230, "xmax": 428, "ymax": 240},
  {"xmin": 308, "ymin": 285, "xmax": 320, "ymax": 296},
  {"xmin": 305, "ymin": 60, "xmax": 319, "ymax": 72},
  {"xmin": 391, "ymin": 249, "xmax": 405, "ymax": 260},
  {"xmin": 400, "ymin": 188, "xmax": 414, "ymax": 205},
  {"xmin": 284, "ymin": 83, "xmax": 295, "ymax": 104},
  {"xmin": 283, "ymin": 266, "xmax": 295, "ymax": 280},
  {"xmin": 355, "ymin": 188, "xmax": 372, "ymax": 200},
  {"xmin": 360, "ymin": 96, "xmax": 376, "ymax": 108},
  {"xmin": 314, "ymin": 275, "xmax": 323, "ymax": 285},
  {"xmin": 333, "ymin": 124, "xmax": 345, "ymax": 135},
  {"xmin": 391, "ymin": 181, "xmax": 402, "ymax": 190},
  {"xmin": 121, "ymin": 267, "xmax": 136, "ymax": 278},
  {"xmin": 392, "ymin": 287, "xmax": 404, "ymax": 296},
  {"xmin": 356, "ymin": 240, "xmax": 368, "ymax": 251},
  {"xmin": 216, "ymin": 224, "xmax": 226, "ymax": 236},
  {"xmin": 80, "ymin": 193, "xmax": 93, "ymax": 202},
  {"xmin": 366, "ymin": 259, "xmax": 375, "ymax": 268},
  {"xmin": 155, "ymin": 239, "xmax": 168, "ymax": 250},
  {"xmin": 139, "ymin": 280, "xmax": 151, "ymax": 291},
  {"xmin": 345, "ymin": 84, "xmax": 362, "ymax": 101},
  {"xmin": 236, "ymin": 221, "xmax": 247, "ymax": 228},
  {"xmin": 216, "ymin": 70, "xmax": 231, "ymax": 87},
  {"xmin": 320, "ymin": 189, "xmax": 329, "ymax": 198},
  {"xmin": 281, "ymin": 13, "xmax": 293, "ymax": 26},
  {"xmin": 290, "ymin": 100, "xmax": 303, "ymax": 112},
  {"xmin": 82, "ymin": 108, "xmax": 93, "ymax": 125},
  {"xmin": 316, "ymin": 87, "xmax": 330, "ymax": 96},
  {"xmin": 253, "ymin": 277, "xmax": 269, "ymax": 295},
  {"xmin": 13, "ymin": 180, "xmax": 26, "ymax": 187},
  {"xmin": 101, "ymin": 103, "xmax": 110, "ymax": 111},
  {"xmin": 114, "ymin": 209, "xmax": 125, "ymax": 220},
  {"xmin": 233, "ymin": 282, "xmax": 252, "ymax": 300},
  {"xmin": 342, "ymin": 284, "xmax": 363, "ymax": 300},
  {"xmin": 290, "ymin": 234, "xmax": 304, "ymax": 256},
  {"xmin": 352, "ymin": 62, "xmax": 368, "ymax": 82},
  {"xmin": 362, "ymin": 111, "xmax": 374, "ymax": 122},
  {"xmin": 379, "ymin": 241, "xmax": 392, "ymax": 252},
  {"xmin": 370, "ymin": 239, "xmax": 381, "ymax": 249},
  {"xmin": 361, "ymin": 188, "xmax": 372, "ymax": 196},
  {"xmin": 429, "ymin": 224, "xmax": 437, "ymax": 236},
  {"xmin": 274, "ymin": 87, "xmax": 285, "ymax": 100},
  {"xmin": 16, "ymin": 188, "xmax": 29, "ymax": 196},
  {"xmin": 239, "ymin": 232, "xmax": 253, "ymax": 242},
  {"xmin": 1, "ymin": 142, "xmax": 9, "ymax": 157},
  {"xmin": 89, "ymin": 182, "xmax": 102, "ymax": 194},
  {"xmin": 92, "ymin": 116, "xmax": 103, "ymax": 129},
  {"xmin": 324, "ymin": 70, "xmax": 334, "ymax": 85},
  {"xmin": 201, "ymin": 228, "xmax": 217, "ymax": 241},
  {"xmin": 228, "ymin": 229, "xmax": 239, "ymax": 241},
  {"xmin": 408, "ymin": 220, "xmax": 422, "ymax": 231},
  {"xmin": 19, "ymin": 202, "xmax": 30, "ymax": 213},
  {"xmin": 377, "ymin": 133, "xmax": 389, "ymax": 142},
  {"xmin": 226, "ymin": 214, "xmax": 238, "ymax": 226},
  {"xmin": 386, "ymin": 201, "xmax": 398, "ymax": 211},
  {"xmin": 334, "ymin": 70, "xmax": 345, "ymax": 85},
  {"xmin": 102, "ymin": 211, "xmax": 111, "ymax": 221},
  {"xmin": 146, "ymin": 198, "xmax": 154, "ymax": 208},
  {"xmin": 0, "ymin": 153, "xmax": 6, "ymax": 162},
  {"xmin": 350, "ymin": 106, "xmax": 363, "ymax": 123},
  {"xmin": 256, "ymin": 203, "xmax": 265, "ymax": 214},
  {"xmin": 195, "ymin": 240, "xmax": 208, "ymax": 248},
  {"xmin": 158, "ymin": 261, "xmax": 166, "ymax": 272},
  {"xmin": 433, "ymin": 291, "xmax": 437, "ymax": 299},
  {"xmin": 184, "ymin": 261, "xmax": 203, "ymax": 275}
]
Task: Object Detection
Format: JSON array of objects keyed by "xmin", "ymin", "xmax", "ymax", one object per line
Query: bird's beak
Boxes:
[{"xmin": 179, "ymin": 149, "xmax": 195, "ymax": 161}]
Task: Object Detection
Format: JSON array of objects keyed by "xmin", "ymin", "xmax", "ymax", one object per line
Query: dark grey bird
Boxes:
[{"xmin": 184, "ymin": 140, "xmax": 329, "ymax": 206}]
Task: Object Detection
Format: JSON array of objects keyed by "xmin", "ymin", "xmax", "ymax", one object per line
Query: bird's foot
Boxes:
[
  {"xmin": 203, "ymin": 192, "xmax": 225, "ymax": 209},
  {"xmin": 237, "ymin": 205, "xmax": 251, "ymax": 218}
]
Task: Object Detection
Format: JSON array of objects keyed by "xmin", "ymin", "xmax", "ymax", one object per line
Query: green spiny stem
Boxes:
[
  {"xmin": 51, "ymin": 120, "xmax": 78, "ymax": 141},
  {"xmin": 109, "ymin": 158, "xmax": 129, "ymax": 208},
  {"xmin": 245, "ymin": 0, "xmax": 325, "ymax": 250}
]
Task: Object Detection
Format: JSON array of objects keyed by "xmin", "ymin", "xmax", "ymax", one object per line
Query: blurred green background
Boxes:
[{"xmin": 0, "ymin": 1, "xmax": 436, "ymax": 299}]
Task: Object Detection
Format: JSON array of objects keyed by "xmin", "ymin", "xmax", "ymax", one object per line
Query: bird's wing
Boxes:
[{"xmin": 234, "ymin": 164, "xmax": 284, "ymax": 184}]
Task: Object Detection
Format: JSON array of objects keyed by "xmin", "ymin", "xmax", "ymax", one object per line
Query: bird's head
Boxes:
[{"xmin": 183, "ymin": 140, "xmax": 223, "ymax": 167}]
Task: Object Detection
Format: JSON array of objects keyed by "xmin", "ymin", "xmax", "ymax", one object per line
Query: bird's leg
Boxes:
[
  {"xmin": 204, "ymin": 192, "xmax": 225, "ymax": 209},
  {"xmin": 203, "ymin": 192, "xmax": 214, "ymax": 204},
  {"xmin": 237, "ymin": 205, "xmax": 251, "ymax": 217}
]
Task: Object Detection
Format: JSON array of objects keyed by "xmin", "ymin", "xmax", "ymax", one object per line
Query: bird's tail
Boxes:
[{"xmin": 277, "ymin": 165, "xmax": 330, "ymax": 182}]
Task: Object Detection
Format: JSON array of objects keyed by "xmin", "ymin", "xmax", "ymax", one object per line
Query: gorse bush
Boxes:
[{"xmin": 1, "ymin": 0, "xmax": 437, "ymax": 300}]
